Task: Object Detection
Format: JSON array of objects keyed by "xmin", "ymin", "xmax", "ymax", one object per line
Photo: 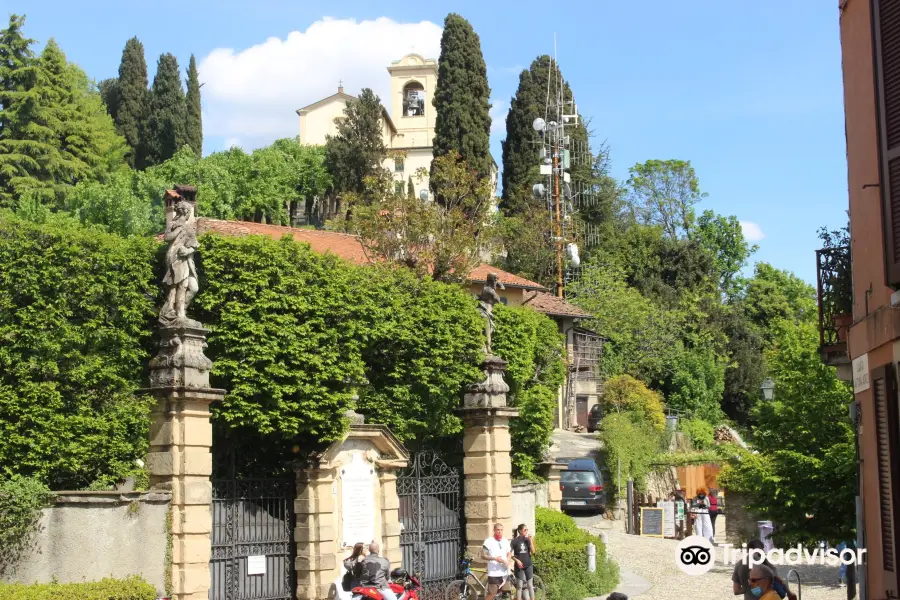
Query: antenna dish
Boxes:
[
  {"xmin": 419, "ymin": 189, "xmax": 428, "ymax": 201},
  {"xmin": 532, "ymin": 118, "xmax": 546, "ymax": 132},
  {"xmin": 532, "ymin": 183, "xmax": 545, "ymax": 199},
  {"xmin": 567, "ymin": 243, "xmax": 581, "ymax": 267}
]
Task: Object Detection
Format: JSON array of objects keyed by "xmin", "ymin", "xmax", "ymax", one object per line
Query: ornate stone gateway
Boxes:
[
  {"xmin": 398, "ymin": 451, "xmax": 463, "ymax": 600},
  {"xmin": 210, "ymin": 441, "xmax": 295, "ymax": 600}
]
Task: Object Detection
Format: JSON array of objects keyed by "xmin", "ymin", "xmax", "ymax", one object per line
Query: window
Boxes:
[
  {"xmin": 395, "ymin": 157, "xmax": 404, "ymax": 172},
  {"xmin": 403, "ymin": 81, "xmax": 425, "ymax": 116},
  {"xmin": 499, "ymin": 297, "xmax": 508, "ymax": 305},
  {"xmin": 561, "ymin": 471, "xmax": 597, "ymax": 484}
]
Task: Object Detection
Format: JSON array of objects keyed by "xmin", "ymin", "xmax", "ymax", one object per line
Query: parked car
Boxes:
[
  {"xmin": 559, "ymin": 457, "xmax": 606, "ymax": 513},
  {"xmin": 587, "ymin": 404, "xmax": 603, "ymax": 432}
]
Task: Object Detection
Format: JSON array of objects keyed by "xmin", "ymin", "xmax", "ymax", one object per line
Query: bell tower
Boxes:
[{"xmin": 386, "ymin": 54, "xmax": 438, "ymax": 149}]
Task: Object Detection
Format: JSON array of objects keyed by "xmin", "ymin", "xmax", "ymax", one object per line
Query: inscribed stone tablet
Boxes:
[{"xmin": 341, "ymin": 452, "xmax": 376, "ymax": 547}]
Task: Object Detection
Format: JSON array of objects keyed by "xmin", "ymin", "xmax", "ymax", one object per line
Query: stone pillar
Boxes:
[
  {"xmin": 539, "ymin": 461, "xmax": 565, "ymax": 511},
  {"xmin": 295, "ymin": 467, "xmax": 337, "ymax": 600},
  {"xmin": 457, "ymin": 356, "xmax": 518, "ymax": 558},
  {"xmin": 379, "ymin": 470, "xmax": 403, "ymax": 566},
  {"xmin": 147, "ymin": 324, "xmax": 224, "ymax": 600}
]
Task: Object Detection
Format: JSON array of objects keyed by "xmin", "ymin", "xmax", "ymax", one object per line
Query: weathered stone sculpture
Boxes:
[
  {"xmin": 159, "ymin": 199, "xmax": 200, "ymax": 328},
  {"xmin": 477, "ymin": 272, "xmax": 504, "ymax": 356},
  {"xmin": 149, "ymin": 186, "xmax": 212, "ymax": 389}
]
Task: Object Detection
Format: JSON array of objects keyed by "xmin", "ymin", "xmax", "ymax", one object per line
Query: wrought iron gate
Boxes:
[
  {"xmin": 210, "ymin": 443, "xmax": 295, "ymax": 600},
  {"xmin": 398, "ymin": 451, "xmax": 463, "ymax": 600}
]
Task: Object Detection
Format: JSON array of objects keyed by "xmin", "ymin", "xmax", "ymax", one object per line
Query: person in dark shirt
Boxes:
[{"xmin": 511, "ymin": 524, "xmax": 536, "ymax": 600}]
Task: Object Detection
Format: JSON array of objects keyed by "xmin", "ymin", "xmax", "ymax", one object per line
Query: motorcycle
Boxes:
[{"xmin": 351, "ymin": 568, "xmax": 421, "ymax": 600}]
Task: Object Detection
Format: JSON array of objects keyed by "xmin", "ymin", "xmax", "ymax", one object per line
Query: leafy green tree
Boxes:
[
  {"xmin": 695, "ymin": 209, "xmax": 756, "ymax": 295},
  {"xmin": 0, "ymin": 14, "xmax": 32, "ymax": 99},
  {"xmin": 431, "ymin": 13, "xmax": 492, "ymax": 188},
  {"xmin": 719, "ymin": 303, "xmax": 765, "ymax": 424},
  {"xmin": 342, "ymin": 152, "xmax": 494, "ymax": 282},
  {"xmin": 0, "ymin": 212, "xmax": 156, "ymax": 489},
  {"xmin": 98, "ymin": 77, "xmax": 119, "ymax": 120},
  {"xmin": 112, "ymin": 37, "xmax": 148, "ymax": 167},
  {"xmin": 184, "ymin": 54, "xmax": 202, "ymax": 157},
  {"xmin": 598, "ymin": 412, "xmax": 664, "ymax": 493},
  {"xmin": 493, "ymin": 305, "xmax": 566, "ymax": 477},
  {"xmin": 625, "ymin": 159, "xmax": 706, "ymax": 239},
  {"xmin": 324, "ymin": 88, "xmax": 386, "ymax": 198},
  {"xmin": 407, "ymin": 175, "xmax": 414, "ymax": 199},
  {"xmin": 143, "ymin": 53, "xmax": 185, "ymax": 168},
  {"xmin": 66, "ymin": 170, "xmax": 160, "ymax": 236},
  {"xmin": 719, "ymin": 317, "xmax": 855, "ymax": 545},
  {"xmin": 600, "ymin": 375, "xmax": 666, "ymax": 431},
  {"xmin": 743, "ymin": 262, "xmax": 816, "ymax": 340}
]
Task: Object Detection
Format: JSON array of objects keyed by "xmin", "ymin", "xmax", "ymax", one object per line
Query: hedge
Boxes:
[
  {"xmin": 0, "ymin": 576, "xmax": 156, "ymax": 600},
  {"xmin": 534, "ymin": 507, "xmax": 618, "ymax": 600}
]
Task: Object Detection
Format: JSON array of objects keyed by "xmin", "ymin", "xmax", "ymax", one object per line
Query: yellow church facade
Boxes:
[{"xmin": 296, "ymin": 53, "xmax": 497, "ymax": 200}]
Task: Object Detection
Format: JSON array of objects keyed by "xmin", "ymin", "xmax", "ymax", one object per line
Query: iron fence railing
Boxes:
[{"xmin": 815, "ymin": 245, "xmax": 851, "ymax": 358}]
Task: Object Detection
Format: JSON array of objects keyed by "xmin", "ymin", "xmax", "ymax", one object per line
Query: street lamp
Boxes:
[{"xmin": 760, "ymin": 377, "xmax": 775, "ymax": 401}]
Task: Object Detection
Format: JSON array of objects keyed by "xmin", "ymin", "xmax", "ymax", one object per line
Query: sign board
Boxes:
[
  {"xmin": 247, "ymin": 555, "xmax": 266, "ymax": 576},
  {"xmin": 657, "ymin": 501, "xmax": 676, "ymax": 538},
  {"xmin": 539, "ymin": 164, "xmax": 552, "ymax": 175},
  {"xmin": 853, "ymin": 353, "xmax": 870, "ymax": 393},
  {"xmin": 639, "ymin": 507, "xmax": 664, "ymax": 537},
  {"xmin": 676, "ymin": 500, "xmax": 685, "ymax": 522},
  {"xmin": 341, "ymin": 452, "xmax": 376, "ymax": 547}
]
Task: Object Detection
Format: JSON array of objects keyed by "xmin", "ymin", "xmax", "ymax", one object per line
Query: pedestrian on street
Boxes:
[
  {"xmin": 709, "ymin": 489, "xmax": 720, "ymax": 537},
  {"xmin": 693, "ymin": 488, "xmax": 714, "ymax": 543},
  {"xmin": 512, "ymin": 524, "xmax": 536, "ymax": 600},
  {"xmin": 482, "ymin": 523, "xmax": 512, "ymax": 600},
  {"xmin": 748, "ymin": 564, "xmax": 780, "ymax": 600}
]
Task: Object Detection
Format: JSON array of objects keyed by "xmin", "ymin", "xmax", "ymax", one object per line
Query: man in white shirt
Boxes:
[{"xmin": 482, "ymin": 523, "xmax": 512, "ymax": 600}]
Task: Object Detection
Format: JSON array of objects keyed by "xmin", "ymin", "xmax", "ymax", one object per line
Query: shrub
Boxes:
[
  {"xmin": 598, "ymin": 412, "xmax": 665, "ymax": 498},
  {"xmin": 0, "ymin": 576, "xmax": 156, "ymax": 600},
  {"xmin": 534, "ymin": 507, "xmax": 618, "ymax": 600},
  {"xmin": 600, "ymin": 375, "xmax": 666, "ymax": 431},
  {"xmin": 0, "ymin": 212, "xmax": 157, "ymax": 489},
  {"xmin": 678, "ymin": 417, "xmax": 716, "ymax": 450},
  {"xmin": 0, "ymin": 477, "xmax": 52, "ymax": 576}
]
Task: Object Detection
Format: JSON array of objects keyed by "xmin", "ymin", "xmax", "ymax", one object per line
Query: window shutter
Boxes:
[
  {"xmin": 872, "ymin": 363, "xmax": 900, "ymax": 593},
  {"xmin": 872, "ymin": 0, "xmax": 900, "ymax": 287}
]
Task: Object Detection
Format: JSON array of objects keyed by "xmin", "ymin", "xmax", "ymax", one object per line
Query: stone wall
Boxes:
[
  {"xmin": 511, "ymin": 482, "xmax": 539, "ymax": 535},
  {"xmin": 724, "ymin": 491, "xmax": 760, "ymax": 546},
  {"xmin": 2, "ymin": 491, "xmax": 171, "ymax": 594}
]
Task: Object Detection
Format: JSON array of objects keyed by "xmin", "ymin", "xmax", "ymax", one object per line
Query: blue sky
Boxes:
[{"xmin": 14, "ymin": 0, "xmax": 846, "ymax": 284}]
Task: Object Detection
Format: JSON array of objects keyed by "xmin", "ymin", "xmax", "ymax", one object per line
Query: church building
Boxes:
[{"xmin": 296, "ymin": 53, "xmax": 498, "ymax": 202}]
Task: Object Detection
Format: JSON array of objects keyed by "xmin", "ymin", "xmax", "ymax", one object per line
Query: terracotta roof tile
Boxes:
[
  {"xmin": 189, "ymin": 218, "xmax": 587, "ymax": 318},
  {"xmin": 522, "ymin": 291, "xmax": 593, "ymax": 319},
  {"xmin": 468, "ymin": 264, "xmax": 546, "ymax": 291}
]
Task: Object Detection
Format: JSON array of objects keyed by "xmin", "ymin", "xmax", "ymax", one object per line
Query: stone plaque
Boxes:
[
  {"xmin": 341, "ymin": 452, "xmax": 376, "ymax": 547},
  {"xmin": 853, "ymin": 353, "xmax": 869, "ymax": 393}
]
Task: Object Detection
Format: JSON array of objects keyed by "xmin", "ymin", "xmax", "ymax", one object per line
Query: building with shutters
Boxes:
[{"xmin": 831, "ymin": 1, "xmax": 900, "ymax": 598}]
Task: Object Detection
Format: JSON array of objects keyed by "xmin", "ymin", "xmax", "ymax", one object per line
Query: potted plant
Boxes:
[{"xmin": 819, "ymin": 223, "xmax": 852, "ymax": 341}]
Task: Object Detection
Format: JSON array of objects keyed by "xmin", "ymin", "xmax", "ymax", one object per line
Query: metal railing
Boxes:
[{"xmin": 815, "ymin": 245, "xmax": 851, "ymax": 364}]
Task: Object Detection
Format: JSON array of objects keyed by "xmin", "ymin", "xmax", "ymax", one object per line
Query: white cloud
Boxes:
[
  {"xmin": 224, "ymin": 137, "xmax": 242, "ymax": 149},
  {"xmin": 740, "ymin": 220, "xmax": 766, "ymax": 242},
  {"xmin": 198, "ymin": 17, "xmax": 442, "ymax": 149},
  {"xmin": 490, "ymin": 100, "xmax": 509, "ymax": 136}
]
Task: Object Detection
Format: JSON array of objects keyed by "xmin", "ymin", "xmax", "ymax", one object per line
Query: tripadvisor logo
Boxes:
[{"xmin": 675, "ymin": 537, "xmax": 867, "ymax": 577}]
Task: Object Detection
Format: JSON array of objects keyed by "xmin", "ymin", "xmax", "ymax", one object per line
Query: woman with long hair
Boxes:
[
  {"xmin": 511, "ymin": 523, "xmax": 536, "ymax": 600},
  {"xmin": 342, "ymin": 542, "xmax": 366, "ymax": 591}
]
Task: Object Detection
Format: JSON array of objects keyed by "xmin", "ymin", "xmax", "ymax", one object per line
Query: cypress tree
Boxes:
[
  {"xmin": 431, "ymin": 14, "xmax": 492, "ymax": 188},
  {"xmin": 184, "ymin": 54, "xmax": 202, "ymax": 156},
  {"xmin": 114, "ymin": 37, "xmax": 148, "ymax": 167},
  {"xmin": 98, "ymin": 78, "xmax": 120, "ymax": 121},
  {"xmin": 143, "ymin": 53, "xmax": 186, "ymax": 168},
  {"xmin": 407, "ymin": 175, "xmax": 415, "ymax": 199},
  {"xmin": 501, "ymin": 55, "xmax": 587, "ymax": 215}
]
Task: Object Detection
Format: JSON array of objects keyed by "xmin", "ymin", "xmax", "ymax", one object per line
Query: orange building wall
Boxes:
[{"xmin": 840, "ymin": 0, "xmax": 898, "ymax": 596}]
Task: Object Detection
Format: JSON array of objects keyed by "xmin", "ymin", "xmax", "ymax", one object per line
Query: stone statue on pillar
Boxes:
[
  {"xmin": 477, "ymin": 272, "xmax": 504, "ymax": 357},
  {"xmin": 466, "ymin": 274, "xmax": 509, "ymax": 401},
  {"xmin": 149, "ymin": 185, "xmax": 213, "ymax": 389}
]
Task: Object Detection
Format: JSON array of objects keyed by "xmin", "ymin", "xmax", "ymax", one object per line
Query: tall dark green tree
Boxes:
[
  {"xmin": 98, "ymin": 77, "xmax": 120, "ymax": 121},
  {"xmin": 112, "ymin": 37, "xmax": 148, "ymax": 167},
  {"xmin": 143, "ymin": 53, "xmax": 186, "ymax": 168},
  {"xmin": 184, "ymin": 54, "xmax": 202, "ymax": 157},
  {"xmin": 431, "ymin": 13, "xmax": 492, "ymax": 190},
  {"xmin": 323, "ymin": 88, "xmax": 386, "ymax": 198}
]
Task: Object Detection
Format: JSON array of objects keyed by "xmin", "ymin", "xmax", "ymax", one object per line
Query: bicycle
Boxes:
[{"xmin": 445, "ymin": 557, "xmax": 545, "ymax": 600}]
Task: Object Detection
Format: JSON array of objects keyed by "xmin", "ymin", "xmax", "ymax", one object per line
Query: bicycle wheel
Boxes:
[
  {"xmin": 531, "ymin": 575, "xmax": 546, "ymax": 600},
  {"xmin": 446, "ymin": 579, "xmax": 479, "ymax": 600}
]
